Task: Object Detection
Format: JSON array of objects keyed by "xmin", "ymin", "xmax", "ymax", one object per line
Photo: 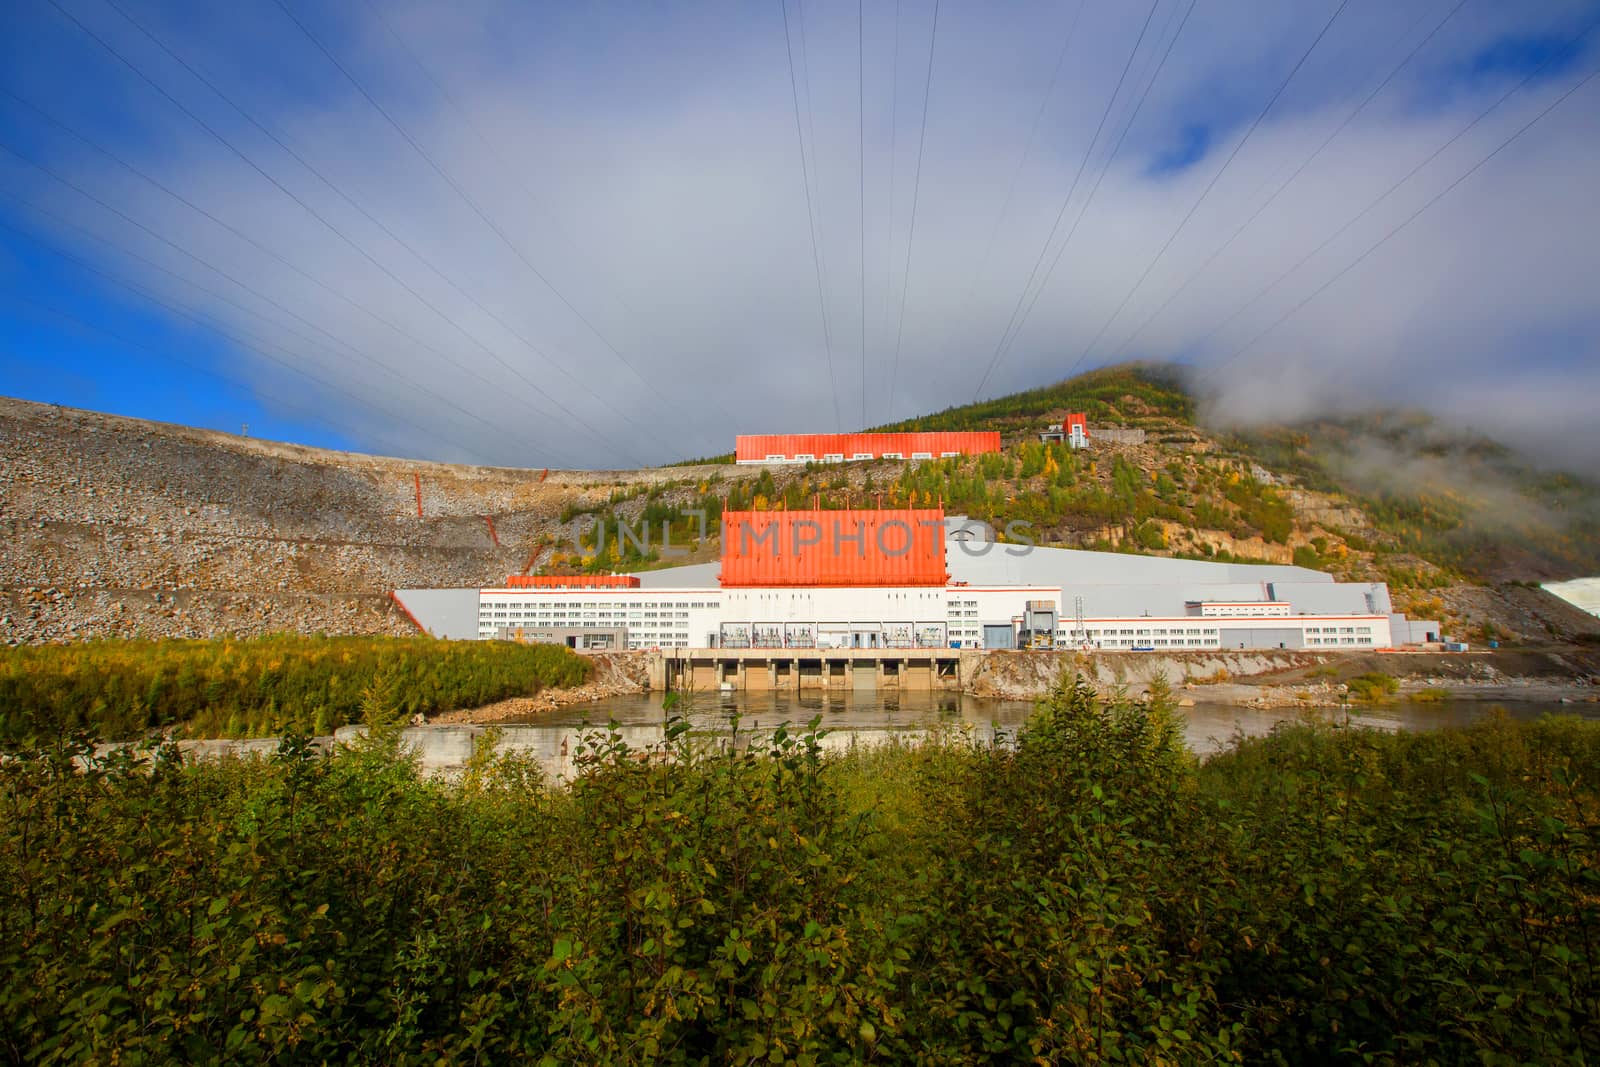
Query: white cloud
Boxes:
[{"xmin": 3, "ymin": 0, "xmax": 1597, "ymax": 468}]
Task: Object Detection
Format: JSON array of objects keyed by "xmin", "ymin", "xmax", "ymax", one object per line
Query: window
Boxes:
[
  {"xmin": 882, "ymin": 452, "xmax": 903, "ymax": 460},
  {"xmin": 852, "ymin": 452, "xmax": 873, "ymax": 460},
  {"xmin": 823, "ymin": 453, "xmax": 844, "ymax": 463},
  {"xmin": 911, "ymin": 451, "xmax": 933, "ymax": 460}
]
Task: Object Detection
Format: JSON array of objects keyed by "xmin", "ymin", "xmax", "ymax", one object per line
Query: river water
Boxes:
[{"xmin": 508, "ymin": 689, "xmax": 1598, "ymax": 757}]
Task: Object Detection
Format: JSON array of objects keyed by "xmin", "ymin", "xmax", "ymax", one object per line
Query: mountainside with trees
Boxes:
[{"xmin": 4, "ymin": 364, "xmax": 1597, "ymax": 647}]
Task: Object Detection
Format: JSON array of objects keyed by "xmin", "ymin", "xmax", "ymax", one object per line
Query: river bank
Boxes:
[
  {"xmin": 119, "ymin": 690, "xmax": 1599, "ymax": 781},
  {"xmin": 426, "ymin": 651, "xmax": 651, "ymax": 724},
  {"xmin": 426, "ymin": 645, "xmax": 1600, "ymax": 726}
]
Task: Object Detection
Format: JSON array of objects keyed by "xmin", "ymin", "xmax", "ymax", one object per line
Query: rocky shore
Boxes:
[{"xmin": 427, "ymin": 653, "xmax": 651, "ymax": 725}]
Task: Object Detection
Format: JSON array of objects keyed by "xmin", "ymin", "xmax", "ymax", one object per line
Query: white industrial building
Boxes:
[{"xmin": 395, "ymin": 513, "xmax": 1439, "ymax": 653}]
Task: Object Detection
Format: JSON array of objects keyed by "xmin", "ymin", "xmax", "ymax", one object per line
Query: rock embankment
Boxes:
[
  {"xmin": 0, "ymin": 398, "xmax": 721, "ymax": 644},
  {"xmin": 966, "ymin": 647, "xmax": 1600, "ymax": 706},
  {"xmin": 428, "ymin": 652, "xmax": 652, "ymax": 724}
]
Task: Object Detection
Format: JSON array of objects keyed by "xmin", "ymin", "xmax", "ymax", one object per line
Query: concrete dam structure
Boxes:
[{"xmin": 654, "ymin": 647, "xmax": 967, "ymax": 693}]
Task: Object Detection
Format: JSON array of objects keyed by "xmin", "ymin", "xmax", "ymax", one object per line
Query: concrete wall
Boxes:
[{"xmin": 392, "ymin": 587, "xmax": 479, "ymax": 639}]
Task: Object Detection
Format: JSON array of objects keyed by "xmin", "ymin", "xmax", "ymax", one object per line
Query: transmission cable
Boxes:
[
  {"xmin": 878, "ymin": 0, "xmax": 900, "ymax": 380},
  {"xmin": 103, "ymin": 0, "xmax": 660, "ymax": 463},
  {"xmin": 978, "ymin": 0, "xmax": 1197, "ymax": 396},
  {"xmin": 884, "ymin": 0, "xmax": 941, "ymax": 423},
  {"xmin": 858, "ymin": 0, "xmax": 868, "ymax": 426},
  {"xmin": 0, "ymin": 222, "xmax": 518, "ymax": 462},
  {"xmin": 969, "ymin": 0, "xmax": 1164, "ymax": 401},
  {"xmin": 0, "ymin": 133, "xmax": 575, "ymax": 461},
  {"xmin": 358, "ymin": 0, "xmax": 741, "ymax": 445},
  {"xmin": 1063, "ymin": 0, "xmax": 1355, "ymax": 381},
  {"xmin": 1190, "ymin": 13, "xmax": 1599, "ymax": 362},
  {"xmin": 1202, "ymin": 62, "xmax": 1600, "ymax": 381},
  {"xmin": 0, "ymin": 291, "xmax": 472, "ymax": 461},
  {"xmin": 0, "ymin": 83, "xmax": 561, "ymax": 431},
  {"xmin": 267, "ymin": 0, "xmax": 675, "ymax": 432},
  {"xmin": 780, "ymin": 0, "xmax": 843, "ymax": 431},
  {"xmin": 1106, "ymin": 0, "xmax": 1471, "ymax": 364},
  {"xmin": 952, "ymin": 0, "xmax": 1085, "ymax": 338},
  {"xmin": 38, "ymin": 0, "xmax": 622, "ymax": 460},
  {"xmin": 0, "ymin": 184, "xmax": 522, "ymax": 455}
]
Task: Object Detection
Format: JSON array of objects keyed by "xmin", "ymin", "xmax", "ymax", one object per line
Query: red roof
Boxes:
[
  {"xmin": 734, "ymin": 432, "xmax": 1000, "ymax": 462},
  {"xmin": 720, "ymin": 508, "xmax": 949, "ymax": 587},
  {"xmin": 503, "ymin": 574, "xmax": 641, "ymax": 589}
]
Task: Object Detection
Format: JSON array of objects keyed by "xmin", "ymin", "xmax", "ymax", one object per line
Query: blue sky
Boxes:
[{"xmin": 2, "ymin": 0, "xmax": 1598, "ymax": 468}]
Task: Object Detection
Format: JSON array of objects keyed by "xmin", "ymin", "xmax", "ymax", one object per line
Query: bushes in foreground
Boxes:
[
  {"xmin": 0, "ymin": 680, "xmax": 1596, "ymax": 1063},
  {"xmin": 0, "ymin": 636, "xmax": 590, "ymax": 742}
]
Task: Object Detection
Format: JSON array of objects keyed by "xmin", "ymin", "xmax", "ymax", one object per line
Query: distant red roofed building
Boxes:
[
  {"xmin": 503, "ymin": 574, "xmax": 641, "ymax": 589},
  {"xmin": 734, "ymin": 431, "xmax": 1000, "ymax": 465},
  {"xmin": 1039, "ymin": 413, "xmax": 1088, "ymax": 449}
]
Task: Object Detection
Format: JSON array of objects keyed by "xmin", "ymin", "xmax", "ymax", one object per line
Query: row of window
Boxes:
[
  {"xmin": 482, "ymin": 610, "xmax": 692, "ymax": 619},
  {"xmin": 762, "ymin": 451, "xmax": 963, "ymax": 462},
  {"xmin": 1082, "ymin": 627, "xmax": 1221, "ymax": 638},
  {"xmin": 483, "ymin": 600, "xmax": 714, "ymax": 609}
]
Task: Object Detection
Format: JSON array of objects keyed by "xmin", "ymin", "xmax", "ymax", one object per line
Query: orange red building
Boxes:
[{"xmin": 734, "ymin": 431, "xmax": 1000, "ymax": 465}]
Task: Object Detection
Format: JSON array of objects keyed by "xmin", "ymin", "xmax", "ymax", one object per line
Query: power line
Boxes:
[
  {"xmin": 952, "ymin": 0, "xmax": 1085, "ymax": 334},
  {"xmin": 1064, "ymin": 0, "xmax": 1355, "ymax": 380},
  {"xmin": 0, "ymin": 291, "xmax": 464, "ymax": 460},
  {"xmin": 265, "ymin": 0, "xmax": 670, "ymax": 441},
  {"xmin": 0, "ymin": 183, "xmax": 525, "ymax": 455},
  {"xmin": 101, "ymin": 0, "xmax": 657, "ymax": 465},
  {"xmin": 980, "ymin": 0, "xmax": 1198, "ymax": 395},
  {"xmin": 0, "ymin": 85, "xmax": 533, "ymax": 413},
  {"xmin": 0, "ymin": 221, "xmax": 514, "ymax": 462},
  {"xmin": 1106, "ymin": 0, "xmax": 1471, "ymax": 364},
  {"xmin": 879, "ymin": 0, "xmax": 900, "ymax": 379},
  {"xmin": 1202, "ymin": 63, "xmax": 1600, "ymax": 381},
  {"xmin": 37, "ymin": 0, "xmax": 622, "ymax": 461},
  {"xmin": 884, "ymin": 0, "xmax": 941, "ymax": 423},
  {"xmin": 970, "ymin": 0, "xmax": 1165, "ymax": 401},
  {"xmin": 357, "ymin": 0, "xmax": 741, "ymax": 449},
  {"xmin": 0, "ymin": 134, "xmax": 579, "ymax": 464},
  {"xmin": 794, "ymin": 0, "xmax": 832, "ymax": 323},
  {"xmin": 780, "ymin": 0, "xmax": 842, "ymax": 432},
  {"xmin": 858, "ymin": 0, "xmax": 868, "ymax": 427},
  {"xmin": 1190, "ymin": 12, "xmax": 1599, "ymax": 361},
  {"xmin": 0, "ymin": 90, "xmax": 590, "ymax": 466}
]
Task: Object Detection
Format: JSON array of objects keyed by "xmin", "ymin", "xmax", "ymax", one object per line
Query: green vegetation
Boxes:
[
  {"xmin": 1232, "ymin": 414, "xmax": 1600, "ymax": 582},
  {"xmin": 2, "ymin": 680, "xmax": 1596, "ymax": 1063},
  {"xmin": 646, "ymin": 364, "xmax": 1600, "ymax": 592},
  {"xmin": 870, "ymin": 362, "xmax": 1195, "ymax": 433},
  {"xmin": 0, "ymin": 636, "xmax": 590, "ymax": 742},
  {"xmin": 1346, "ymin": 671, "xmax": 1401, "ymax": 702}
]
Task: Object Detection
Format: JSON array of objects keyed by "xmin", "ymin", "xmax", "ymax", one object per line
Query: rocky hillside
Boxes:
[
  {"xmin": 4, "ymin": 363, "xmax": 1597, "ymax": 649},
  {"xmin": 0, "ymin": 398, "xmax": 735, "ymax": 643}
]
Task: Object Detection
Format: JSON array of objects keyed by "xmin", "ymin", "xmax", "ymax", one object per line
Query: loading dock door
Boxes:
[{"xmin": 983, "ymin": 624, "xmax": 1015, "ymax": 650}]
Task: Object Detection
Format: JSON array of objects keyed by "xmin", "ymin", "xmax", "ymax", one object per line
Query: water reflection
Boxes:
[{"xmin": 507, "ymin": 690, "xmax": 1597, "ymax": 759}]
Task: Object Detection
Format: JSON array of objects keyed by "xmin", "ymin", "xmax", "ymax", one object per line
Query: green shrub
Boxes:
[
  {"xmin": 1347, "ymin": 671, "xmax": 1401, "ymax": 701},
  {"xmin": 0, "ymin": 636, "xmax": 590, "ymax": 742},
  {"xmin": 0, "ymin": 682, "xmax": 1595, "ymax": 1063}
]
